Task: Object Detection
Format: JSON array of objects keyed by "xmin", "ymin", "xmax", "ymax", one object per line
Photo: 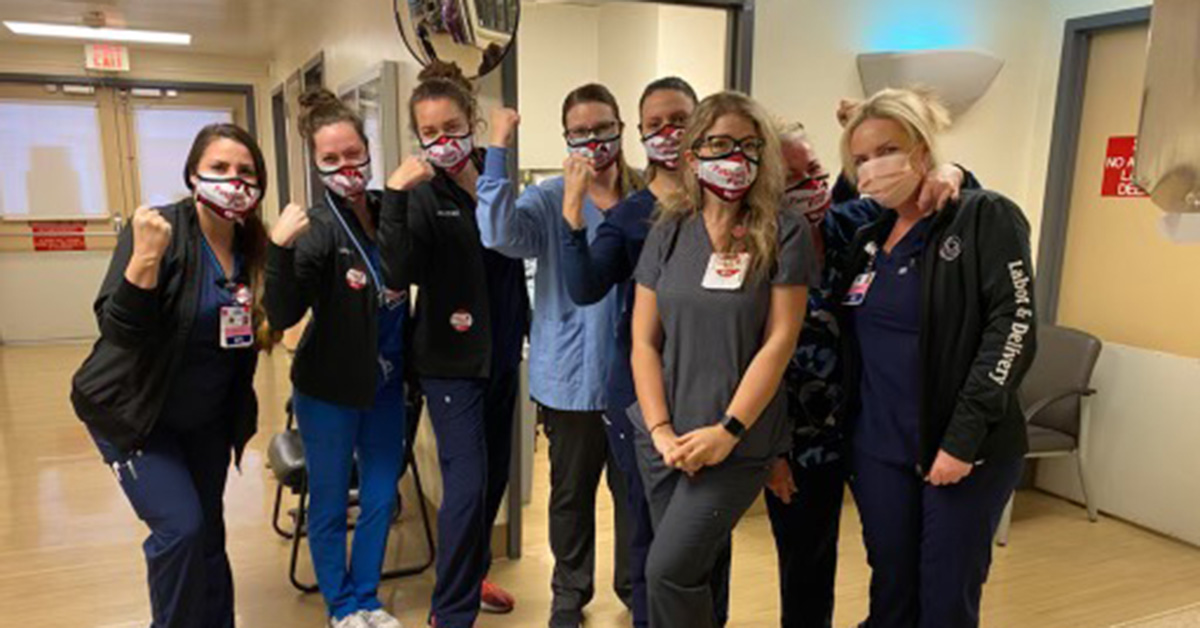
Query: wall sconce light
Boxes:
[{"xmin": 857, "ymin": 50, "xmax": 1004, "ymax": 117}]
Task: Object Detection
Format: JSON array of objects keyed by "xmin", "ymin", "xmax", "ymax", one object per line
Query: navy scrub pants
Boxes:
[
  {"xmin": 421, "ymin": 368, "xmax": 519, "ymax": 628},
  {"xmin": 764, "ymin": 456, "xmax": 846, "ymax": 628},
  {"xmin": 293, "ymin": 380, "xmax": 407, "ymax": 621},
  {"xmin": 604, "ymin": 405, "xmax": 653, "ymax": 628},
  {"xmin": 850, "ymin": 453, "xmax": 1022, "ymax": 628},
  {"xmin": 89, "ymin": 421, "xmax": 234, "ymax": 628}
]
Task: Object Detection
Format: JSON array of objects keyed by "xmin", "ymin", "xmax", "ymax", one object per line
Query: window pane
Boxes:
[
  {"xmin": 0, "ymin": 100, "xmax": 108, "ymax": 218},
  {"xmin": 134, "ymin": 107, "xmax": 232, "ymax": 207}
]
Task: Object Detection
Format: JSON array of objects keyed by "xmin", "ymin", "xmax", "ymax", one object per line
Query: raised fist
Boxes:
[
  {"xmin": 387, "ymin": 156, "xmax": 436, "ymax": 192},
  {"xmin": 489, "ymin": 107, "xmax": 521, "ymax": 148},
  {"xmin": 130, "ymin": 206, "xmax": 172, "ymax": 262},
  {"xmin": 271, "ymin": 202, "xmax": 311, "ymax": 248}
]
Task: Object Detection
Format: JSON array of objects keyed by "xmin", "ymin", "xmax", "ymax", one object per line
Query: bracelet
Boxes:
[{"xmin": 649, "ymin": 421, "xmax": 671, "ymax": 435}]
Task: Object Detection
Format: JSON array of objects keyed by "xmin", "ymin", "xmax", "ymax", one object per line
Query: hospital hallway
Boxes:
[{"xmin": 2, "ymin": 343, "xmax": 1199, "ymax": 628}]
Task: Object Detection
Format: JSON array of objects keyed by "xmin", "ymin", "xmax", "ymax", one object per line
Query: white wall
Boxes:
[{"xmin": 1035, "ymin": 343, "xmax": 1200, "ymax": 546}]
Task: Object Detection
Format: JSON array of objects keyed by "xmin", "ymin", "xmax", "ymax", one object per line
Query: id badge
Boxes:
[
  {"xmin": 702, "ymin": 252, "xmax": 750, "ymax": 291},
  {"xmin": 220, "ymin": 305, "xmax": 254, "ymax": 349},
  {"xmin": 842, "ymin": 271, "xmax": 875, "ymax": 307}
]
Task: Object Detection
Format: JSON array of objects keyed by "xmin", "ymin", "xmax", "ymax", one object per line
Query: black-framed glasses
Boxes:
[
  {"xmin": 693, "ymin": 135, "xmax": 765, "ymax": 162},
  {"xmin": 564, "ymin": 120, "xmax": 623, "ymax": 143}
]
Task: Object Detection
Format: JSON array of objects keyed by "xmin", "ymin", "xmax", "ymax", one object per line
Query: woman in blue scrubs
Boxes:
[{"xmin": 835, "ymin": 89, "xmax": 1037, "ymax": 628}]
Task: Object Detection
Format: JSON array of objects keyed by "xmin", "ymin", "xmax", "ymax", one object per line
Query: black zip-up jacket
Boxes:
[
  {"xmin": 71, "ymin": 199, "xmax": 259, "ymax": 460},
  {"xmin": 377, "ymin": 158, "xmax": 529, "ymax": 378},
  {"xmin": 265, "ymin": 191, "xmax": 390, "ymax": 409},
  {"xmin": 833, "ymin": 189, "xmax": 1038, "ymax": 472}
]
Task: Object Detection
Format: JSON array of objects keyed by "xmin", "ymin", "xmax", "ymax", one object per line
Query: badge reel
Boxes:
[
  {"xmin": 702, "ymin": 252, "xmax": 751, "ymax": 291},
  {"xmin": 843, "ymin": 242, "xmax": 878, "ymax": 307},
  {"xmin": 220, "ymin": 283, "xmax": 254, "ymax": 349}
]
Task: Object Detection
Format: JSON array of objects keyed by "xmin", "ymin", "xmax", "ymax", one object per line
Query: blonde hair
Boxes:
[
  {"xmin": 659, "ymin": 91, "xmax": 785, "ymax": 277},
  {"xmin": 839, "ymin": 88, "xmax": 951, "ymax": 184}
]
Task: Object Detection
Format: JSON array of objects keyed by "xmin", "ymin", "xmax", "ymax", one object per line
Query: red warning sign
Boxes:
[
  {"xmin": 30, "ymin": 221, "xmax": 87, "ymax": 252},
  {"xmin": 1101, "ymin": 136, "xmax": 1148, "ymax": 198}
]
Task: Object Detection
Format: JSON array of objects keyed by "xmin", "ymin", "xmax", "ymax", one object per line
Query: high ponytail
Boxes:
[{"xmin": 297, "ymin": 87, "xmax": 367, "ymax": 151}]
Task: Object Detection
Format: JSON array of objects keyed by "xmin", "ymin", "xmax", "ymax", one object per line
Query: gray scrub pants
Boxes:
[{"xmin": 635, "ymin": 425, "xmax": 771, "ymax": 628}]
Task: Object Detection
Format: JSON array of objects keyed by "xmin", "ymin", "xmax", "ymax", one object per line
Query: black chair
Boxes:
[
  {"xmin": 995, "ymin": 324, "xmax": 1102, "ymax": 546},
  {"xmin": 268, "ymin": 391, "xmax": 436, "ymax": 592}
]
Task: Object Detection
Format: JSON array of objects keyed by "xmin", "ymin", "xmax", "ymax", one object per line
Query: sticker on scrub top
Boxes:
[
  {"xmin": 842, "ymin": 271, "xmax": 876, "ymax": 307},
  {"xmin": 345, "ymin": 267, "xmax": 369, "ymax": 291},
  {"xmin": 219, "ymin": 305, "xmax": 254, "ymax": 349},
  {"xmin": 450, "ymin": 309, "xmax": 474, "ymax": 332},
  {"xmin": 233, "ymin": 284, "xmax": 252, "ymax": 306},
  {"xmin": 702, "ymin": 252, "xmax": 751, "ymax": 291}
]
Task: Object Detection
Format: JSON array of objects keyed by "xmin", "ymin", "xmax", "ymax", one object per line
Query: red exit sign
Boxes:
[
  {"xmin": 1101, "ymin": 135, "xmax": 1148, "ymax": 198},
  {"xmin": 85, "ymin": 44, "xmax": 130, "ymax": 72}
]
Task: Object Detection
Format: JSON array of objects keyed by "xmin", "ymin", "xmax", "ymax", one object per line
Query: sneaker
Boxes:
[
  {"xmin": 329, "ymin": 613, "xmax": 371, "ymax": 628},
  {"xmin": 360, "ymin": 609, "xmax": 404, "ymax": 628},
  {"xmin": 480, "ymin": 580, "xmax": 515, "ymax": 614}
]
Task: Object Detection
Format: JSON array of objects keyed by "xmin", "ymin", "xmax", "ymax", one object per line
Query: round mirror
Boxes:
[{"xmin": 394, "ymin": 0, "xmax": 520, "ymax": 79}]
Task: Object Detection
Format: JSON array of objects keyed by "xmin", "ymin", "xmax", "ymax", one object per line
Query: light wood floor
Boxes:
[{"xmin": 2, "ymin": 344, "xmax": 1199, "ymax": 628}]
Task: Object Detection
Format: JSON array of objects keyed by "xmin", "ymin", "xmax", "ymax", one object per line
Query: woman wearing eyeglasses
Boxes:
[
  {"xmin": 630, "ymin": 92, "xmax": 818, "ymax": 628},
  {"xmin": 477, "ymin": 83, "xmax": 642, "ymax": 628}
]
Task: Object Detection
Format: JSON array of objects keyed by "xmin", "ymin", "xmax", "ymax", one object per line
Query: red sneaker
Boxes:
[{"xmin": 480, "ymin": 580, "xmax": 515, "ymax": 614}]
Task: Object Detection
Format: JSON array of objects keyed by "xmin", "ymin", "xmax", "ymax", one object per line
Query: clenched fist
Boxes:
[
  {"xmin": 131, "ymin": 206, "xmax": 172, "ymax": 263},
  {"xmin": 271, "ymin": 202, "xmax": 311, "ymax": 248},
  {"xmin": 386, "ymin": 156, "xmax": 436, "ymax": 192},
  {"xmin": 489, "ymin": 107, "xmax": 520, "ymax": 148}
]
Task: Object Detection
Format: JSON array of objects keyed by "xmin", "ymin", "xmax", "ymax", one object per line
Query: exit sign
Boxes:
[{"xmin": 85, "ymin": 44, "xmax": 130, "ymax": 72}]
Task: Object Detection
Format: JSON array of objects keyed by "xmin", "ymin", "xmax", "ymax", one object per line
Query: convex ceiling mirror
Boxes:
[{"xmin": 394, "ymin": 0, "xmax": 520, "ymax": 79}]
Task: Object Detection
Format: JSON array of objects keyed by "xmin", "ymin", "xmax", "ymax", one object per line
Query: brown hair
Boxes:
[
  {"xmin": 297, "ymin": 87, "xmax": 367, "ymax": 152},
  {"xmin": 658, "ymin": 91, "xmax": 785, "ymax": 277},
  {"xmin": 408, "ymin": 60, "xmax": 479, "ymax": 137},
  {"xmin": 561, "ymin": 83, "xmax": 644, "ymax": 196},
  {"xmin": 182, "ymin": 123, "xmax": 279, "ymax": 350},
  {"xmin": 638, "ymin": 76, "xmax": 699, "ymax": 182}
]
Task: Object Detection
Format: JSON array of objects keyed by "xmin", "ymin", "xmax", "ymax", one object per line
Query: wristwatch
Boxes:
[{"xmin": 719, "ymin": 414, "xmax": 746, "ymax": 439}]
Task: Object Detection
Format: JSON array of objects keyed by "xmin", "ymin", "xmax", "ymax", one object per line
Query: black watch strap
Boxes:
[{"xmin": 720, "ymin": 414, "xmax": 745, "ymax": 438}]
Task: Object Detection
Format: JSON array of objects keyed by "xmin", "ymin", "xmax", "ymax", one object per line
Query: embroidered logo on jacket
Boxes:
[
  {"xmin": 989, "ymin": 260, "xmax": 1035, "ymax": 385},
  {"xmin": 940, "ymin": 235, "xmax": 963, "ymax": 262}
]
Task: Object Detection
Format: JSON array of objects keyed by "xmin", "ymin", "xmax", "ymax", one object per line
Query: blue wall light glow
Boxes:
[{"xmin": 863, "ymin": 0, "xmax": 974, "ymax": 52}]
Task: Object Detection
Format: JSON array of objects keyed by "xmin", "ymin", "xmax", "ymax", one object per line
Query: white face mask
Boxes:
[
  {"xmin": 193, "ymin": 174, "xmax": 261, "ymax": 222},
  {"xmin": 857, "ymin": 153, "xmax": 923, "ymax": 209},
  {"xmin": 318, "ymin": 159, "xmax": 372, "ymax": 199},
  {"xmin": 783, "ymin": 176, "xmax": 832, "ymax": 225},
  {"xmin": 697, "ymin": 155, "xmax": 758, "ymax": 202},
  {"xmin": 567, "ymin": 135, "xmax": 622, "ymax": 171},
  {"xmin": 422, "ymin": 134, "xmax": 474, "ymax": 173},
  {"xmin": 641, "ymin": 125, "xmax": 684, "ymax": 169}
]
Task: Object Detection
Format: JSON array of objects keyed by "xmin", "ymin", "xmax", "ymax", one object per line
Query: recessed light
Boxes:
[{"xmin": 3, "ymin": 21, "xmax": 191, "ymax": 45}]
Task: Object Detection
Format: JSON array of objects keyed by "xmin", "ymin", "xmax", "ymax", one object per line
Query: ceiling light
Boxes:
[{"xmin": 3, "ymin": 21, "xmax": 191, "ymax": 45}]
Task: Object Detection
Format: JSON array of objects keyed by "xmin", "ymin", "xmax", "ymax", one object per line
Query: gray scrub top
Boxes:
[{"xmin": 634, "ymin": 211, "xmax": 820, "ymax": 460}]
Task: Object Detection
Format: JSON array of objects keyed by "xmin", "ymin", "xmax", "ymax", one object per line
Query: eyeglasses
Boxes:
[
  {"xmin": 641, "ymin": 117, "xmax": 688, "ymax": 138},
  {"xmin": 787, "ymin": 172, "xmax": 830, "ymax": 190},
  {"xmin": 564, "ymin": 120, "xmax": 623, "ymax": 143},
  {"xmin": 693, "ymin": 135, "xmax": 765, "ymax": 162}
]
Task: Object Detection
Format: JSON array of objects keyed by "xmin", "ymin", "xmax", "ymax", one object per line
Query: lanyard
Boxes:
[{"xmin": 326, "ymin": 191, "xmax": 385, "ymax": 306}]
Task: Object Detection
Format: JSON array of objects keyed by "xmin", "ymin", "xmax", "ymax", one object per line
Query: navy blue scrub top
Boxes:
[
  {"xmin": 160, "ymin": 237, "xmax": 245, "ymax": 431},
  {"xmin": 852, "ymin": 216, "xmax": 932, "ymax": 465},
  {"xmin": 366, "ymin": 242, "xmax": 406, "ymax": 390}
]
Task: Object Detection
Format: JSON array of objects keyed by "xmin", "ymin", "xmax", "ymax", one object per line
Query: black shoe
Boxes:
[{"xmin": 550, "ymin": 609, "xmax": 583, "ymax": 628}]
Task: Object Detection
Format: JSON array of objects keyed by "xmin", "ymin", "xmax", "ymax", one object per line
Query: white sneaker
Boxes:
[
  {"xmin": 329, "ymin": 613, "xmax": 371, "ymax": 628},
  {"xmin": 360, "ymin": 609, "xmax": 404, "ymax": 628}
]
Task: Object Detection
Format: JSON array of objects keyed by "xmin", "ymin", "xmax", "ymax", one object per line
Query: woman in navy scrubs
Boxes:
[
  {"xmin": 71, "ymin": 123, "xmax": 271, "ymax": 628},
  {"xmin": 555, "ymin": 75, "xmax": 700, "ymax": 628},
  {"xmin": 835, "ymin": 89, "xmax": 1037, "ymax": 628},
  {"xmin": 378, "ymin": 61, "xmax": 527, "ymax": 628},
  {"xmin": 265, "ymin": 89, "xmax": 408, "ymax": 628}
]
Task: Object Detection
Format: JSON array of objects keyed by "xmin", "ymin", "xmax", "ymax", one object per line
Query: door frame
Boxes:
[{"xmin": 1036, "ymin": 6, "xmax": 1150, "ymax": 322}]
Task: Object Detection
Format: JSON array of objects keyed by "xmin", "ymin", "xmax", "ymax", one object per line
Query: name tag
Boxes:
[
  {"xmin": 220, "ymin": 305, "xmax": 254, "ymax": 349},
  {"xmin": 702, "ymin": 252, "xmax": 750, "ymax": 290},
  {"xmin": 842, "ymin": 271, "xmax": 875, "ymax": 307}
]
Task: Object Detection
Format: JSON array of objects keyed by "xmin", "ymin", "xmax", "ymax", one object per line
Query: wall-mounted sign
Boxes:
[
  {"xmin": 31, "ymin": 221, "xmax": 87, "ymax": 252},
  {"xmin": 85, "ymin": 44, "xmax": 130, "ymax": 72},
  {"xmin": 1102, "ymin": 136, "xmax": 1148, "ymax": 198}
]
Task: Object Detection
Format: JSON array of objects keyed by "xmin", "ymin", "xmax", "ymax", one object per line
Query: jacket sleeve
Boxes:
[
  {"xmin": 941, "ymin": 194, "xmax": 1038, "ymax": 461},
  {"xmin": 561, "ymin": 217, "xmax": 630, "ymax": 306},
  {"xmin": 93, "ymin": 221, "xmax": 167, "ymax": 349},
  {"xmin": 475, "ymin": 147, "xmax": 549, "ymax": 259},
  {"xmin": 264, "ymin": 212, "xmax": 329, "ymax": 331},
  {"xmin": 378, "ymin": 187, "xmax": 429, "ymax": 290}
]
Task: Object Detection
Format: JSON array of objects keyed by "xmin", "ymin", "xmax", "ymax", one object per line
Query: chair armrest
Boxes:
[{"xmin": 1024, "ymin": 387, "xmax": 1097, "ymax": 423}]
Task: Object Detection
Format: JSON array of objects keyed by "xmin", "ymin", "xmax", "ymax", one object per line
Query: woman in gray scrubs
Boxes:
[{"xmin": 629, "ymin": 91, "xmax": 819, "ymax": 628}]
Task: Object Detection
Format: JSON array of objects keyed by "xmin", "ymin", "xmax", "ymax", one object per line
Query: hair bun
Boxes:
[
  {"xmin": 298, "ymin": 88, "xmax": 342, "ymax": 114},
  {"xmin": 418, "ymin": 60, "xmax": 472, "ymax": 93}
]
